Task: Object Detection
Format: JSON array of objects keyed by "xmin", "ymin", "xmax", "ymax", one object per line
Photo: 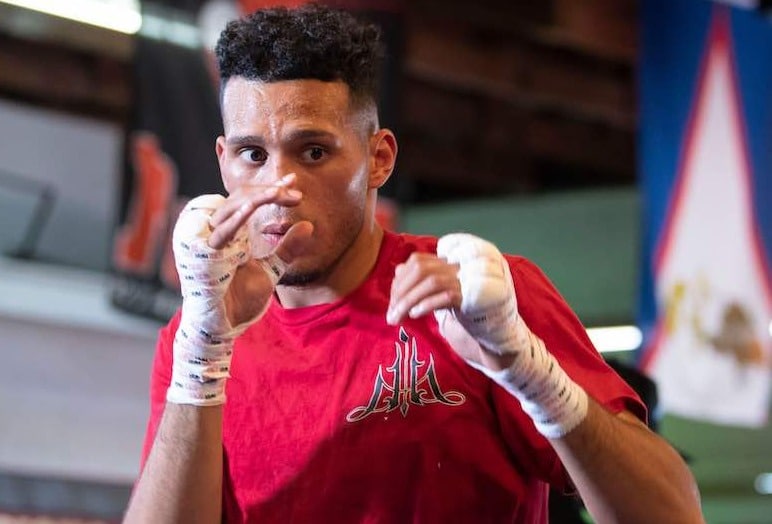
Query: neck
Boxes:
[{"xmin": 275, "ymin": 222, "xmax": 385, "ymax": 308}]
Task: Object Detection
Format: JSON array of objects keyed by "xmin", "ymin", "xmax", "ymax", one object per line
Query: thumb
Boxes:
[
  {"xmin": 435, "ymin": 309, "xmax": 516, "ymax": 371},
  {"xmin": 435, "ymin": 309, "xmax": 483, "ymax": 363},
  {"xmin": 274, "ymin": 221, "xmax": 314, "ymax": 263},
  {"xmin": 256, "ymin": 221, "xmax": 314, "ymax": 284}
]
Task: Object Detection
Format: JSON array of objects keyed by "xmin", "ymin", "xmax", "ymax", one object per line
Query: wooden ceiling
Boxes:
[
  {"xmin": 399, "ymin": 0, "xmax": 637, "ymax": 202},
  {"xmin": 0, "ymin": 0, "xmax": 638, "ymax": 203}
]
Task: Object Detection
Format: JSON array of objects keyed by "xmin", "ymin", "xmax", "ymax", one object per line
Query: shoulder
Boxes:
[
  {"xmin": 384, "ymin": 231, "xmax": 439, "ymax": 260},
  {"xmin": 498, "ymin": 254, "xmax": 557, "ymax": 301},
  {"xmin": 503, "ymin": 253, "xmax": 543, "ymax": 276},
  {"xmin": 502, "ymin": 255, "xmax": 565, "ymax": 302}
]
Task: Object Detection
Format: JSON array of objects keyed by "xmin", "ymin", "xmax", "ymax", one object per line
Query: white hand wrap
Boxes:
[
  {"xmin": 437, "ymin": 233, "xmax": 588, "ymax": 438},
  {"xmin": 167, "ymin": 194, "xmax": 284, "ymax": 406}
]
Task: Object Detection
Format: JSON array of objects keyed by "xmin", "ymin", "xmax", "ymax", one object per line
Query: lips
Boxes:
[
  {"xmin": 260, "ymin": 222, "xmax": 292, "ymax": 247},
  {"xmin": 262, "ymin": 223, "xmax": 292, "ymax": 235}
]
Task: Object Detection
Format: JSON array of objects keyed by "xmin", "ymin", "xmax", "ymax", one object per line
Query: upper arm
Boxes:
[{"xmin": 616, "ymin": 409, "xmax": 650, "ymax": 429}]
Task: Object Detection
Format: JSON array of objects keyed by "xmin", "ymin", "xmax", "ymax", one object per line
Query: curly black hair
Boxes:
[{"xmin": 215, "ymin": 4, "xmax": 384, "ymax": 107}]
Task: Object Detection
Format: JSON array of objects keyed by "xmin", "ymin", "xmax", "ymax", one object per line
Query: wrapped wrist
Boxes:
[
  {"xmin": 472, "ymin": 322, "xmax": 589, "ymax": 439},
  {"xmin": 166, "ymin": 313, "xmax": 238, "ymax": 406}
]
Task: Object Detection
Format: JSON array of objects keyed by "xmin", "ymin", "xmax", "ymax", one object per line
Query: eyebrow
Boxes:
[
  {"xmin": 226, "ymin": 135, "xmax": 264, "ymax": 148},
  {"xmin": 226, "ymin": 129, "xmax": 338, "ymax": 148},
  {"xmin": 286, "ymin": 129, "xmax": 338, "ymax": 143}
]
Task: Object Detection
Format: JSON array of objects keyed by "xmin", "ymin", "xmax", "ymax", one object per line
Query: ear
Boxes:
[
  {"xmin": 368, "ymin": 129, "xmax": 398, "ymax": 189},
  {"xmin": 215, "ymin": 135, "xmax": 233, "ymax": 193}
]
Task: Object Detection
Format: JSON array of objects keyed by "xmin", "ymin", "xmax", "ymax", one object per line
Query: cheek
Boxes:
[
  {"xmin": 343, "ymin": 165, "xmax": 369, "ymax": 203},
  {"xmin": 221, "ymin": 159, "xmax": 257, "ymax": 193},
  {"xmin": 318, "ymin": 174, "xmax": 366, "ymax": 224},
  {"xmin": 219, "ymin": 156, "xmax": 239, "ymax": 193},
  {"xmin": 309, "ymin": 165, "xmax": 365, "ymax": 207},
  {"xmin": 309, "ymin": 176, "xmax": 365, "ymax": 238}
]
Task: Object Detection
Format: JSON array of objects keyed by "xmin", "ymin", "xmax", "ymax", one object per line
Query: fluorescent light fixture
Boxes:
[
  {"xmin": 768, "ymin": 320, "xmax": 772, "ymax": 338},
  {"xmin": 754, "ymin": 473, "xmax": 772, "ymax": 495},
  {"xmin": 0, "ymin": 0, "xmax": 142, "ymax": 34},
  {"xmin": 714, "ymin": 0, "xmax": 760, "ymax": 9},
  {"xmin": 586, "ymin": 325, "xmax": 642, "ymax": 353},
  {"xmin": 141, "ymin": 13, "xmax": 201, "ymax": 48}
]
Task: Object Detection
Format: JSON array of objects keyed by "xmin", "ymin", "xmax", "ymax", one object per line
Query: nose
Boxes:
[{"xmin": 261, "ymin": 155, "xmax": 295, "ymax": 186}]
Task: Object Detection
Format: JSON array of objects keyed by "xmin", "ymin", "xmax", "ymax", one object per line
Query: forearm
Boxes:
[
  {"xmin": 552, "ymin": 399, "xmax": 703, "ymax": 524},
  {"xmin": 454, "ymin": 316, "xmax": 702, "ymax": 522},
  {"xmin": 124, "ymin": 404, "xmax": 223, "ymax": 524}
]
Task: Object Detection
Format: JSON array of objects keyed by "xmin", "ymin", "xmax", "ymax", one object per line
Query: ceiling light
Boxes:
[
  {"xmin": 587, "ymin": 325, "xmax": 642, "ymax": 353},
  {"xmin": 754, "ymin": 473, "xmax": 772, "ymax": 495},
  {"xmin": 0, "ymin": 0, "xmax": 142, "ymax": 34}
]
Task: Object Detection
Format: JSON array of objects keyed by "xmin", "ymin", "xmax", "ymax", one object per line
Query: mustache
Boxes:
[{"xmin": 249, "ymin": 209, "xmax": 314, "ymax": 233}]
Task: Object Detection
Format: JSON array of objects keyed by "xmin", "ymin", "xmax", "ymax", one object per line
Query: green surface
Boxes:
[
  {"xmin": 402, "ymin": 188, "xmax": 640, "ymax": 325},
  {"xmin": 661, "ymin": 414, "xmax": 772, "ymax": 524}
]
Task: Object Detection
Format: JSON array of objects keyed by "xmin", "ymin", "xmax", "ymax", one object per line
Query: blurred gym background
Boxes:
[{"xmin": 0, "ymin": 0, "xmax": 769, "ymax": 522}]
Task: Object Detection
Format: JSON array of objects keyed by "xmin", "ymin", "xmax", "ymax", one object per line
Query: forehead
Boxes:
[{"xmin": 220, "ymin": 77, "xmax": 354, "ymax": 134}]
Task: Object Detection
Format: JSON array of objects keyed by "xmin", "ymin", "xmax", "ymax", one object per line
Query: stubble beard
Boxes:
[
  {"xmin": 278, "ymin": 270, "xmax": 322, "ymax": 286},
  {"xmin": 277, "ymin": 211, "xmax": 364, "ymax": 288}
]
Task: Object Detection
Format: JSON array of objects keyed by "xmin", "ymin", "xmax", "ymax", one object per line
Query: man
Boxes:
[{"xmin": 124, "ymin": 5, "xmax": 703, "ymax": 523}]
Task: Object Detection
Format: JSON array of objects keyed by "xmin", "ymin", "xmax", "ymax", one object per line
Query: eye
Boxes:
[
  {"xmin": 238, "ymin": 148, "xmax": 267, "ymax": 163},
  {"xmin": 301, "ymin": 146, "xmax": 327, "ymax": 163}
]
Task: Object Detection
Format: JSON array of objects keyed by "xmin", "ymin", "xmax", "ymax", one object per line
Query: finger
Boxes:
[
  {"xmin": 407, "ymin": 290, "xmax": 461, "ymax": 320},
  {"xmin": 208, "ymin": 200, "xmax": 254, "ymax": 250},
  {"xmin": 210, "ymin": 187, "xmax": 274, "ymax": 228},
  {"xmin": 388, "ymin": 275, "xmax": 460, "ymax": 325},
  {"xmin": 210, "ymin": 184, "xmax": 302, "ymax": 228},
  {"xmin": 174, "ymin": 195, "xmax": 226, "ymax": 250},
  {"xmin": 434, "ymin": 309, "xmax": 485, "ymax": 363},
  {"xmin": 387, "ymin": 266, "xmax": 460, "ymax": 325},
  {"xmin": 255, "ymin": 221, "xmax": 314, "ymax": 285},
  {"xmin": 273, "ymin": 220, "xmax": 314, "ymax": 263},
  {"xmin": 207, "ymin": 187, "xmax": 304, "ymax": 249},
  {"xmin": 389, "ymin": 253, "xmax": 447, "ymax": 305},
  {"xmin": 390, "ymin": 256, "xmax": 459, "ymax": 307},
  {"xmin": 210, "ymin": 173, "xmax": 299, "ymax": 228},
  {"xmin": 393, "ymin": 269, "xmax": 460, "ymax": 317}
]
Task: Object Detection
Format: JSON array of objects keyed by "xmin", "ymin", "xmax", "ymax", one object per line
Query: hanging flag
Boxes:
[{"xmin": 638, "ymin": 1, "xmax": 772, "ymax": 427}]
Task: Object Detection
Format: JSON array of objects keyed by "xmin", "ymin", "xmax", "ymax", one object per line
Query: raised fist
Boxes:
[{"xmin": 436, "ymin": 233, "xmax": 523, "ymax": 355}]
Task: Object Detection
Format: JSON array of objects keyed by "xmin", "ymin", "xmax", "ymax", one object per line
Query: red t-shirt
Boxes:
[{"xmin": 142, "ymin": 231, "xmax": 645, "ymax": 523}]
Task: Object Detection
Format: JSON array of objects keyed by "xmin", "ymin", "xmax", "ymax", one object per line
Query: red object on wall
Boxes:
[{"xmin": 375, "ymin": 197, "xmax": 400, "ymax": 232}]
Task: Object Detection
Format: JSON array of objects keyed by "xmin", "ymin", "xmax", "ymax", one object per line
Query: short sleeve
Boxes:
[
  {"xmin": 139, "ymin": 310, "xmax": 181, "ymax": 470},
  {"xmin": 492, "ymin": 257, "xmax": 646, "ymax": 489}
]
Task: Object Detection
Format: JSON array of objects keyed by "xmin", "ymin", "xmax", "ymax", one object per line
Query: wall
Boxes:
[
  {"xmin": 0, "ymin": 98, "xmax": 122, "ymax": 270},
  {"xmin": 402, "ymin": 188, "xmax": 640, "ymax": 325}
]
